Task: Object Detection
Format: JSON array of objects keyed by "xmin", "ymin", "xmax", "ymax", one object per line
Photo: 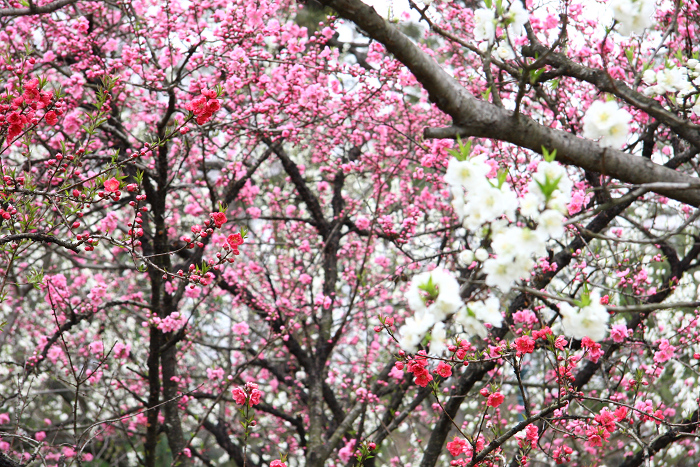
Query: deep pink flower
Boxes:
[
  {"xmin": 231, "ymin": 387, "xmax": 246, "ymax": 405},
  {"xmin": 104, "ymin": 177, "xmax": 120, "ymax": 193},
  {"xmin": 435, "ymin": 361, "xmax": 452, "ymax": 378},
  {"xmin": 447, "ymin": 437, "xmax": 467, "ymax": 456},
  {"xmin": 514, "ymin": 335, "xmax": 535, "ymax": 355},
  {"xmin": 487, "ymin": 392, "xmax": 504, "ymax": 408},
  {"xmin": 44, "ymin": 110, "xmax": 58, "ymax": 125},
  {"xmin": 227, "ymin": 233, "xmax": 243, "ymax": 247},
  {"xmin": 211, "ymin": 211, "xmax": 227, "ymax": 228}
]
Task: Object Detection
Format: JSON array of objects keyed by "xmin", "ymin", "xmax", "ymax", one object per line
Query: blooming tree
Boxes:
[{"xmin": 1, "ymin": 0, "xmax": 700, "ymax": 466}]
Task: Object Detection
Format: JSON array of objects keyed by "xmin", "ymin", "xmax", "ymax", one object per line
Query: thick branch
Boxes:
[
  {"xmin": 0, "ymin": 0, "xmax": 78, "ymax": 17},
  {"xmin": 0, "ymin": 233, "xmax": 80, "ymax": 252},
  {"xmin": 264, "ymin": 139, "xmax": 330, "ymax": 236},
  {"xmin": 618, "ymin": 410, "xmax": 700, "ymax": 467},
  {"xmin": 521, "ymin": 42, "xmax": 700, "ymax": 150},
  {"xmin": 318, "ymin": 0, "xmax": 700, "ymax": 207}
]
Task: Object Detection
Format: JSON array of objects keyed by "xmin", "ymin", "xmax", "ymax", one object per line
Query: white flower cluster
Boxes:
[
  {"xmin": 642, "ymin": 67, "xmax": 692, "ymax": 97},
  {"xmin": 582, "ymin": 100, "xmax": 631, "ymax": 149},
  {"xmin": 642, "ymin": 62, "xmax": 700, "ymax": 115},
  {"xmin": 399, "ymin": 268, "xmax": 460, "ymax": 353},
  {"xmin": 447, "ymin": 156, "xmax": 518, "ymax": 231},
  {"xmin": 473, "ymin": 0, "xmax": 528, "ymax": 46},
  {"xmin": 609, "ymin": 0, "xmax": 655, "ymax": 36},
  {"xmin": 559, "ymin": 290, "xmax": 609, "ymax": 341},
  {"xmin": 398, "ymin": 268, "xmax": 505, "ymax": 353},
  {"xmin": 447, "ymin": 154, "xmax": 570, "ymax": 294}
]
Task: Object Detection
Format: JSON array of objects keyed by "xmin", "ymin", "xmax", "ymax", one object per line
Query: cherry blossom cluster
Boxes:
[
  {"xmin": 184, "ymin": 88, "xmax": 221, "ymax": 125},
  {"xmin": 231, "ymin": 382, "xmax": 264, "ymax": 407}
]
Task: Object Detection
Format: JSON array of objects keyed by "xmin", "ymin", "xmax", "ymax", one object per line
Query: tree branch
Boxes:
[
  {"xmin": 317, "ymin": 0, "xmax": 700, "ymax": 207},
  {"xmin": 0, "ymin": 233, "xmax": 80, "ymax": 252},
  {"xmin": 0, "ymin": 0, "xmax": 79, "ymax": 17}
]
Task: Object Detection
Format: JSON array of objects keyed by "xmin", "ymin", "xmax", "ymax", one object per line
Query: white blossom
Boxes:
[
  {"xmin": 609, "ymin": 0, "xmax": 655, "ymax": 36},
  {"xmin": 444, "ymin": 156, "xmax": 491, "ymax": 189},
  {"xmin": 473, "ymin": 8, "xmax": 496, "ymax": 43},
  {"xmin": 505, "ymin": 1, "xmax": 528, "ymax": 36},
  {"xmin": 536, "ymin": 209, "xmax": 565, "ymax": 238},
  {"xmin": 458, "ymin": 249, "xmax": 475, "ymax": 267},
  {"xmin": 494, "ymin": 44, "xmax": 515, "ymax": 60},
  {"xmin": 398, "ymin": 309, "xmax": 436, "ymax": 352},
  {"xmin": 520, "ymin": 192, "xmax": 543, "ymax": 218},
  {"xmin": 404, "ymin": 267, "xmax": 462, "ymax": 321},
  {"xmin": 528, "ymin": 160, "xmax": 573, "ymax": 210},
  {"xmin": 469, "ymin": 295, "xmax": 503, "ymax": 327},
  {"xmin": 642, "ymin": 69, "xmax": 657, "ymax": 85},
  {"xmin": 430, "ymin": 321, "xmax": 447, "ymax": 355},
  {"xmin": 655, "ymin": 67, "xmax": 689, "ymax": 94},
  {"xmin": 559, "ymin": 291, "xmax": 609, "ymax": 342},
  {"xmin": 455, "ymin": 308, "xmax": 488, "ymax": 339},
  {"xmin": 483, "ymin": 255, "xmax": 532, "ymax": 292},
  {"xmin": 582, "ymin": 100, "xmax": 631, "ymax": 148},
  {"xmin": 475, "ymin": 248, "xmax": 489, "ymax": 262}
]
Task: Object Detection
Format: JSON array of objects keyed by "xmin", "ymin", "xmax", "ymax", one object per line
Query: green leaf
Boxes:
[
  {"xmin": 496, "ymin": 168, "xmax": 508, "ymax": 188},
  {"xmin": 530, "ymin": 68, "xmax": 545, "ymax": 84},
  {"xmin": 542, "ymin": 146, "xmax": 557, "ymax": 162},
  {"xmin": 448, "ymin": 136, "xmax": 472, "ymax": 162},
  {"xmin": 27, "ymin": 268, "xmax": 44, "ymax": 290}
]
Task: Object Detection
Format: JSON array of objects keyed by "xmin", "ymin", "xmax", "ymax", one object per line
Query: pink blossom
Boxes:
[
  {"xmin": 211, "ymin": 211, "xmax": 227, "ymax": 228},
  {"xmin": 435, "ymin": 361, "xmax": 452, "ymax": 378},
  {"xmin": 514, "ymin": 335, "xmax": 535, "ymax": 355},
  {"xmin": 338, "ymin": 439, "xmax": 356, "ymax": 463},
  {"xmin": 88, "ymin": 341, "xmax": 104, "ymax": 354},
  {"xmin": 487, "ymin": 392, "xmax": 505, "ymax": 408},
  {"xmin": 447, "ymin": 436, "xmax": 467, "ymax": 456},
  {"xmin": 653, "ymin": 339, "xmax": 676, "ymax": 363},
  {"xmin": 610, "ymin": 324, "xmax": 629, "ymax": 343},
  {"xmin": 113, "ymin": 343, "xmax": 131, "ymax": 359},
  {"xmin": 104, "ymin": 177, "xmax": 120, "ymax": 193},
  {"xmin": 581, "ymin": 337, "xmax": 603, "ymax": 363}
]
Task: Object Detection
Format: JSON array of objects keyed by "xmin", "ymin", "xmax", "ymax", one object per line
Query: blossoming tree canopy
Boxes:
[{"xmin": 2, "ymin": 0, "xmax": 700, "ymax": 465}]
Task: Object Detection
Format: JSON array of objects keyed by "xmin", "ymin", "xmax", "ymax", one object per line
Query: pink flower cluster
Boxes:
[
  {"xmin": 151, "ymin": 312, "xmax": 187, "ymax": 333},
  {"xmin": 516, "ymin": 424, "xmax": 539, "ymax": 449},
  {"xmin": 446, "ymin": 435, "xmax": 485, "ymax": 464},
  {"xmin": 185, "ymin": 89, "xmax": 221, "ymax": 125},
  {"xmin": 480, "ymin": 387, "xmax": 505, "ymax": 408},
  {"xmin": 231, "ymin": 382, "xmax": 263, "ymax": 406},
  {"xmin": 581, "ymin": 336, "xmax": 603, "ymax": 363},
  {"xmin": 226, "ymin": 232, "xmax": 244, "ymax": 255}
]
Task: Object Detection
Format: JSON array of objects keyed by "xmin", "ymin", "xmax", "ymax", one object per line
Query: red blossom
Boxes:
[
  {"xmin": 231, "ymin": 382, "xmax": 263, "ymax": 406},
  {"xmin": 185, "ymin": 90, "xmax": 220, "ymax": 125}
]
